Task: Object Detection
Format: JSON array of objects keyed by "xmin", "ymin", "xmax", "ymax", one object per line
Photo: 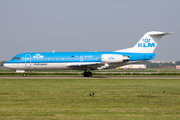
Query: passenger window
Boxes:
[
  {"xmin": 65, "ymin": 58, "xmax": 66, "ymax": 60},
  {"xmin": 68, "ymin": 58, "xmax": 69, "ymax": 60},
  {"xmin": 51, "ymin": 58, "xmax": 52, "ymax": 60},
  {"xmin": 45, "ymin": 58, "xmax": 47, "ymax": 60},
  {"xmin": 77, "ymin": 58, "xmax": 78, "ymax": 60},
  {"xmin": 71, "ymin": 58, "xmax": 72, "ymax": 60},
  {"xmin": 56, "ymin": 58, "xmax": 58, "ymax": 60},
  {"xmin": 62, "ymin": 58, "xmax": 63, "ymax": 60},
  {"xmin": 96, "ymin": 58, "xmax": 97, "ymax": 60},
  {"xmin": 48, "ymin": 58, "xmax": 49, "ymax": 60},
  {"xmin": 37, "ymin": 59, "xmax": 38, "ymax": 60},
  {"xmin": 59, "ymin": 58, "xmax": 61, "ymax": 60}
]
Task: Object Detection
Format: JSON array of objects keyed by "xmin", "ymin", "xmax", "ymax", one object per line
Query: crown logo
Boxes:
[
  {"xmin": 109, "ymin": 56, "xmax": 114, "ymax": 60},
  {"xmin": 142, "ymin": 37, "xmax": 151, "ymax": 42}
]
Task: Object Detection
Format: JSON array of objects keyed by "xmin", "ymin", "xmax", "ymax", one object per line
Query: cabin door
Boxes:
[
  {"xmin": 80, "ymin": 56, "xmax": 83, "ymax": 62},
  {"xmin": 25, "ymin": 54, "xmax": 31, "ymax": 68}
]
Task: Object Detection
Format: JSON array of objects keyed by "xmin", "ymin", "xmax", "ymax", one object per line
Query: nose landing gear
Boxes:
[
  {"xmin": 83, "ymin": 71, "xmax": 92, "ymax": 77},
  {"xmin": 23, "ymin": 73, "xmax": 26, "ymax": 77}
]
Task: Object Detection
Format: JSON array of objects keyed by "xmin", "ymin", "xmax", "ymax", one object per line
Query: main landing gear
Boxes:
[{"xmin": 83, "ymin": 71, "xmax": 92, "ymax": 77}]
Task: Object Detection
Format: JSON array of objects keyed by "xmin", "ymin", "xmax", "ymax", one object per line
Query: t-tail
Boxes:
[{"xmin": 115, "ymin": 31, "xmax": 174, "ymax": 53}]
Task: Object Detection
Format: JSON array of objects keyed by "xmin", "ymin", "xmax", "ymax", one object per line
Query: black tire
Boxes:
[
  {"xmin": 88, "ymin": 72, "xmax": 92, "ymax": 77},
  {"xmin": 23, "ymin": 73, "xmax": 26, "ymax": 77},
  {"xmin": 83, "ymin": 72, "xmax": 92, "ymax": 77},
  {"xmin": 83, "ymin": 72, "xmax": 87, "ymax": 77}
]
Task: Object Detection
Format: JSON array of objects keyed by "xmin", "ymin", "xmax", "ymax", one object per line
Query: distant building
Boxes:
[
  {"xmin": 150, "ymin": 61, "xmax": 175, "ymax": 64},
  {"xmin": 162, "ymin": 65, "xmax": 180, "ymax": 69},
  {"xmin": 161, "ymin": 66, "xmax": 175, "ymax": 69},
  {"xmin": 176, "ymin": 65, "xmax": 180, "ymax": 69}
]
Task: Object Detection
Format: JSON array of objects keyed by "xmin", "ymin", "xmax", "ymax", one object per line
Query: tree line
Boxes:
[
  {"xmin": 0, "ymin": 61, "xmax": 6, "ymax": 67},
  {"xmin": 138, "ymin": 61, "xmax": 180, "ymax": 68}
]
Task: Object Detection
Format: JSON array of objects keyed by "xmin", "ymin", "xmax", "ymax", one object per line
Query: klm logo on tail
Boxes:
[{"xmin": 138, "ymin": 38, "xmax": 155, "ymax": 48}]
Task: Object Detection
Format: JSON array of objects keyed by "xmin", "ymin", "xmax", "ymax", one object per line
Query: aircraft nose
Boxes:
[{"xmin": 3, "ymin": 63, "xmax": 9, "ymax": 68}]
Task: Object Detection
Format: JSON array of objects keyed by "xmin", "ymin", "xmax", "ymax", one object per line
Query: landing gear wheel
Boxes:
[
  {"xmin": 88, "ymin": 72, "xmax": 92, "ymax": 77},
  {"xmin": 23, "ymin": 73, "xmax": 26, "ymax": 77},
  {"xmin": 83, "ymin": 71, "xmax": 92, "ymax": 77}
]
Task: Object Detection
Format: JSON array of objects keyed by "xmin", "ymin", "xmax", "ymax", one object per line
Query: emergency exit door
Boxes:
[{"xmin": 25, "ymin": 54, "xmax": 31, "ymax": 68}]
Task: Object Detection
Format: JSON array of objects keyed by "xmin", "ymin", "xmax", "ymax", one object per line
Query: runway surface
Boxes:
[{"xmin": 0, "ymin": 77, "xmax": 180, "ymax": 79}]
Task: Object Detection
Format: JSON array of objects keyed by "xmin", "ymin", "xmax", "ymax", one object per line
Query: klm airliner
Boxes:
[{"xmin": 4, "ymin": 31, "xmax": 174, "ymax": 77}]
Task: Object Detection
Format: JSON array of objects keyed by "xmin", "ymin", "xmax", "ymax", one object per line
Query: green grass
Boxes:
[
  {"xmin": 1, "ymin": 72, "xmax": 180, "ymax": 77},
  {"xmin": 0, "ymin": 78, "xmax": 180, "ymax": 119}
]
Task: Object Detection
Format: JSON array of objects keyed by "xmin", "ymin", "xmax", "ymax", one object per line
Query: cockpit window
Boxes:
[{"xmin": 12, "ymin": 57, "xmax": 21, "ymax": 60}]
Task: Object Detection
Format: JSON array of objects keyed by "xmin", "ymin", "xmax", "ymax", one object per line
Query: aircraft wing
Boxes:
[
  {"xmin": 66, "ymin": 62, "xmax": 129, "ymax": 70},
  {"xmin": 66, "ymin": 62, "xmax": 103, "ymax": 67}
]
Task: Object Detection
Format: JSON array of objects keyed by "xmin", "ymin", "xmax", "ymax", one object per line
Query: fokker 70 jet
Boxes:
[{"xmin": 4, "ymin": 31, "xmax": 173, "ymax": 77}]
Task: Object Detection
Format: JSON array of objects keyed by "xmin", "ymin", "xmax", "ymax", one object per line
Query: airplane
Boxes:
[{"xmin": 4, "ymin": 31, "xmax": 174, "ymax": 77}]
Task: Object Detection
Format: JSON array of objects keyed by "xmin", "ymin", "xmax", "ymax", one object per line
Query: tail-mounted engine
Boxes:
[{"xmin": 101, "ymin": 54, "xmax": 129, "ymax": 63}]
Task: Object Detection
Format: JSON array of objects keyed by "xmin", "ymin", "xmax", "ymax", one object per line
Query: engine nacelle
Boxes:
[{"xmin": 101, "ymin": 54, "xmax": 129, "ymax": 63}]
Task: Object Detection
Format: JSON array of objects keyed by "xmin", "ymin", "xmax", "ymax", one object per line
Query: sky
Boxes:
[{"xmin": 0, "ymin": 0, "xmax": 179, "ymax": 61}]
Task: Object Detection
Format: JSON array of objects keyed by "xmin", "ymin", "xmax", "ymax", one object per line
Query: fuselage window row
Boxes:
[{"xmin": 36, "ymin": 57, "xmax": 99, "ymax": 60}]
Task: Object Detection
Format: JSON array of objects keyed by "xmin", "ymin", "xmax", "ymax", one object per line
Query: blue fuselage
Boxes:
[
  {"xmin": 6, "ymin": 51, "xmax": 155, "ymax": 63},
  {"xmin": 4, "ymin": 51, "xmax": 155, "ymax": 71}
]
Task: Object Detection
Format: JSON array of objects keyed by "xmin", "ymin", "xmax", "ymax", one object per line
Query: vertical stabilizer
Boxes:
[{"xmin": 115, "ymin": 31, "xmax": 174, "ymax": 53}]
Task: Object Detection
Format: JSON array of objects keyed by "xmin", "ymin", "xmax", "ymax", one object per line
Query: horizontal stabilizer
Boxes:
[{"xmin": 148, "ymin": 32, "xmax": 174, "ymax": 36}]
